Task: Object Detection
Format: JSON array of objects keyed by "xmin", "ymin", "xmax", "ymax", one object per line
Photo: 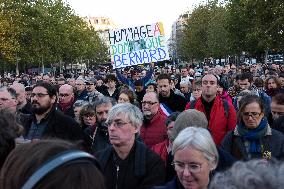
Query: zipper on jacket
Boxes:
[{"xmin": 116, "ymin": 165, "xmax": 119, "ymax": 189}]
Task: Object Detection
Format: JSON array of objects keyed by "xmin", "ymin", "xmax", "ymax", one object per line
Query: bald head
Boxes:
[
  {"xmin": 59, "ymin": 84, "xmax": 73, "ymax": 93},
  {"xmin": 142, "ymin": 92, "xmax": 160, "ymax": 119},
  {"xmin": 59, "ymin": 84, "xmax": 74, "ymax": 104}
]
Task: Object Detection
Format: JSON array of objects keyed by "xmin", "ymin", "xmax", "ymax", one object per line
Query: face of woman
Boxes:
[
  {"xmin": 174, "ymin": 146, "xmax": 212, "ymax": 189},
  {"xmin": 83, "ymin": 113, "xmax": 96, "ymax": 127},
  {"xmin": 118, "ymin": 93, "xmax": 130, "ymax": 103},
  {"xmin": 242, "ymin": 102, "xmax": 264, "ymax": 129},
  {"xmin": 146, "ymin": 85, "xmax": 155, "ymax": 93},
  {"xmin": 267, "ymin": 79, "xmax": 277, "ymax": 89}
]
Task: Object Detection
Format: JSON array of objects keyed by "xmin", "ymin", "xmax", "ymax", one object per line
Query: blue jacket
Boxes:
[{"xmin": 116, "ymin": 68, "xmax": 153, "ymax": 91}]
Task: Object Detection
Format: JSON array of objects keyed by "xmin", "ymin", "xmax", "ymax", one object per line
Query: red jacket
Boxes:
[
  {"xmin": 151, "ymin": 139, "xmax": 169, "ymax": 164},
  {"xmin": 140, "ymin": 111, "xmax": 168, "ymax": 148},
  {"xmin": 185, "ymin": 96, "xmax": 237, "ymax": 146}
]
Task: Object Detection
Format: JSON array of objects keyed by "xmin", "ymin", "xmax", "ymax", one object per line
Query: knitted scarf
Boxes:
[{"xmin": 237, "ymin": 118, "xmax": 268, "ymax": 153}]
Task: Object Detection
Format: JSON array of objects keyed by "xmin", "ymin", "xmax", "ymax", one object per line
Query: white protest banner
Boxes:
[{"xmin": 108, "ymin": 22, "xmax": 170, "ymax": 69}]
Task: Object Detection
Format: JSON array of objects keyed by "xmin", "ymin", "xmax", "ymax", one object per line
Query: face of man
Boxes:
[
  {"xmin": 107, "ymin": 80, "xmax": 116, "ymax": 89},
  {"xmin": 75, "ymin": 80, "xmax": 85, "ymax": 92},
  {"xmin": 237, "ymin": 79, "xmax": 251, "ymax": 90},
  {"xmin": 96, "ymin": 102, "xmax": 113, "ymax": 124},
  {"xmin": 0, "ymin": 90, "xmax": 18, "ymax": 112},
  {"xmin": 26, "ymin": 90, "xmax": 32, "ymax": 101},
  {"xmin": 50, "ymin": 77, "xmax": 56, "ymax": 84},
  {"xmin": 142, "ymin": 92, "xmax": 159, "ymax": 120},
  {"xmin": 42, "ymin": 75, "xmax": 50, "ymax": 83},
  {"xmin": 181, "ymin": 68, "xmax": 189, "ymax": 77},
  {"xmin": 141, "ymin": 70, "xmax": 147, "ymax": 77},
  {"xmin": 86, "ymin": 82, "xmax": 96, "ymax": 92},
  {"xmin": 31, "ymin": 87, "xmax": 56, "ymax": 115},
  {"xmin": 180, "ymin": 83, "xmax": 189, "ymax": 94},
  {"xmin": 58, "ymin": 85, "xmax": 74, "ymax": 104},
  {"xmin": 250, "ymin": 65, "xmax": 257, "ymax": 73},
  {"xmin": 157, "ymin": 79, "xmax": 171, "ymax": 97},
  {"xmin": 57, "ymin": 80, "xmax": 65, "ymax": 87},
  {"xmin": 10, "ymin": 83, "xmax": 26, "ymax": 107},
  {"xmin": 267, "ymin": 78, "xmax": 277, "ymax": 89},
  {"xmin": 230, "ymin": 66, "xmax": 237, "ymax": 73},
  {"xmin": 108, "ymin": 113, "xmax": 138, "ymax": 147},
  {"xmin": 201, "ymin": 74, "xmax": 217, "ymax": 98},
  {"xmin": 271, "ymin": 101, "xmax": 284, "ymax": 120},
  {"xmin": 279, "ymin": 77, "xmax": 284, "ymax": 88},
  {"xmin": 96, "ymin": 79, "xmax": 103, "ymax": 87},
  {"xmin": 68, "ymin": 78, "xmax": 76, "ymax": 87},
  {"xmin": 89, "ymin": 71, "xmax": 94, "ymax": 77}
]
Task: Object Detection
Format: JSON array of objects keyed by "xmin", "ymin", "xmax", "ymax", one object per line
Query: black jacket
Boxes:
[
  {"xmin": 159, "ymin": 90, "xmax": 187, "ymax": 112},
  {"xmin": 97, "ymin": 140, "xmax": 166, "ymax": 189},
  {"xmin": 22, "ymin": 108, "xmax": 88, "ymax": 144},
  {"xmin": 84, "ymin": 123, "xmax": 111, "ymax": 154}
]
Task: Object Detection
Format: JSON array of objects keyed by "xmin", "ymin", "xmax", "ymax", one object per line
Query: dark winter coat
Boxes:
[{"xmin": 97, "ymin": 140, "xmax": 166, "ymax": 189}]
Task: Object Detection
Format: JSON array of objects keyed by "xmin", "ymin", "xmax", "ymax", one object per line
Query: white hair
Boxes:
[
  {"xmin": 173, "ymin": 127, "xmax": 218, "ymax": 169},
  {"xmin": 107, "ymin": 103, "xmax": 143, "ymax": 129}
]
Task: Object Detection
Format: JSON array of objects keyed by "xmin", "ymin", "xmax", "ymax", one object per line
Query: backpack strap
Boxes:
[
  {"xmin": 230, "ymin": 132, "xmax": 243, "ymax": 160},
  {"xmin": 222, "ymin": 99, "xmax": 229, "ymax": 118},
  {"xmin": 189, "ymin": 100, "xmax": 197, "ymax": 109}
]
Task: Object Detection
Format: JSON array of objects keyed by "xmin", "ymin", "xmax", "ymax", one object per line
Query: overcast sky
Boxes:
[{"xmin": 67, "ymin": 0, "xmax": 203, "ymax": 39}]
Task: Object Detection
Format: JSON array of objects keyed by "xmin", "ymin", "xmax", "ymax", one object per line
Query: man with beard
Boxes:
[
  {"xmin": 57, "ymin": 84, "xmax": 75, "ymax": 118},
  {"xmin": 157, "ymin": 74, "xmax": 187, "ymax": 113},
  {"xmin": 84, "ymin": 96, "xmax": 116, "ymax": 153},
  {"xmin": 140, "ymin": 92, "xmax": 167, "ymax": 148},
  {"xmin": 22, "ymin": 82, "xmax": 86, "ymax": 144},
  {"xmin": 186, "ymin": 74, "xmax": 237, "ymax": 146}
]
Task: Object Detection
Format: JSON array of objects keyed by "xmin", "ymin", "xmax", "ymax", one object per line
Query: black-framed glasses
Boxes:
[
  {"xmin": 31, "ymin": 93, "xmax": 49, "ymax": 98},
  {"xmin": 141, "ymin": 101, "xmax": 158, "ymax": 106},
  {"xmin": 83, "ymin": 113, "xmax": 96, "ymax": 119},
  {"xmin": 172, "ymin": 161, "xmax": 202, "ymax": 173},
  {"xmin": 242, "ymin": 112, "xmax": 261, "ymax": 118},
  {"xmin": 59, "ymin": 93, "xmax": 70, "ymax": 97},
  {"xmin": 105, "ymin": 120, "xmax": 130, "ymax": 128}
]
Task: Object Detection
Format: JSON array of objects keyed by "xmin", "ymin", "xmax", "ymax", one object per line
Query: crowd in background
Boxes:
[{"xmin": 0, "ymin": 62, "xmax": 284, "ymax": 189}]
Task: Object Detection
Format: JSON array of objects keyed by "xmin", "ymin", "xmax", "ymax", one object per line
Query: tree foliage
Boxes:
[
  {"xmin": 0, "ymin": 0, "xmax": 108, "ymax": 72},
  {"xmin": 178, "ymin": 0, "xmax": 284, "ymax": 62}
]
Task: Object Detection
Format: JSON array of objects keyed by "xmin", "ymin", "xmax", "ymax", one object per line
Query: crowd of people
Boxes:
[{"xmin": 0, "ymin": 62, "xmax": 284, "ymax": 189}]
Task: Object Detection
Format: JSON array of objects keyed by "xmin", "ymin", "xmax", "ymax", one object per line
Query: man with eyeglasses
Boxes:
[
  {"xmin": 0, "ymin": 87, "xmax": 18, "ymax": 113},
  {"xmin": 96, "ymin": 103, "xmax": 165, "ymax": 189},
  {"xmin": 85, "ymin": 78, "xmax": 103, "ymax": 103},
  {"xmin": 21, "ymin": 82, "xmax": 87, "ymax": 144},
  {"xmin": 140, "ymin": 92, "xmax": 167, "ymax": 148},
  {"xmin": 57, "ymin": 84, "xmax": 75, "ymax": 118}
]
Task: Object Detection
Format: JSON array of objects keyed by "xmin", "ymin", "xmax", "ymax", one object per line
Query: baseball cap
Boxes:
[{"xmin": 85, "ymin": 78, "xmax": 96, "ymax": 85}]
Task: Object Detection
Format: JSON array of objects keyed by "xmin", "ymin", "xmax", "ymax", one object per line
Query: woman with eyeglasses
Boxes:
[
  {"xmin": 79, "ymin": 103, "xmax": 96, "ymax": 131},
  {"xmin": 221, "ymin": 94, "xmax": 284, "ymax": 161},
  {"xmin": 153, "ymin": 127, "xmax": 218, "ymax": 189}
]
